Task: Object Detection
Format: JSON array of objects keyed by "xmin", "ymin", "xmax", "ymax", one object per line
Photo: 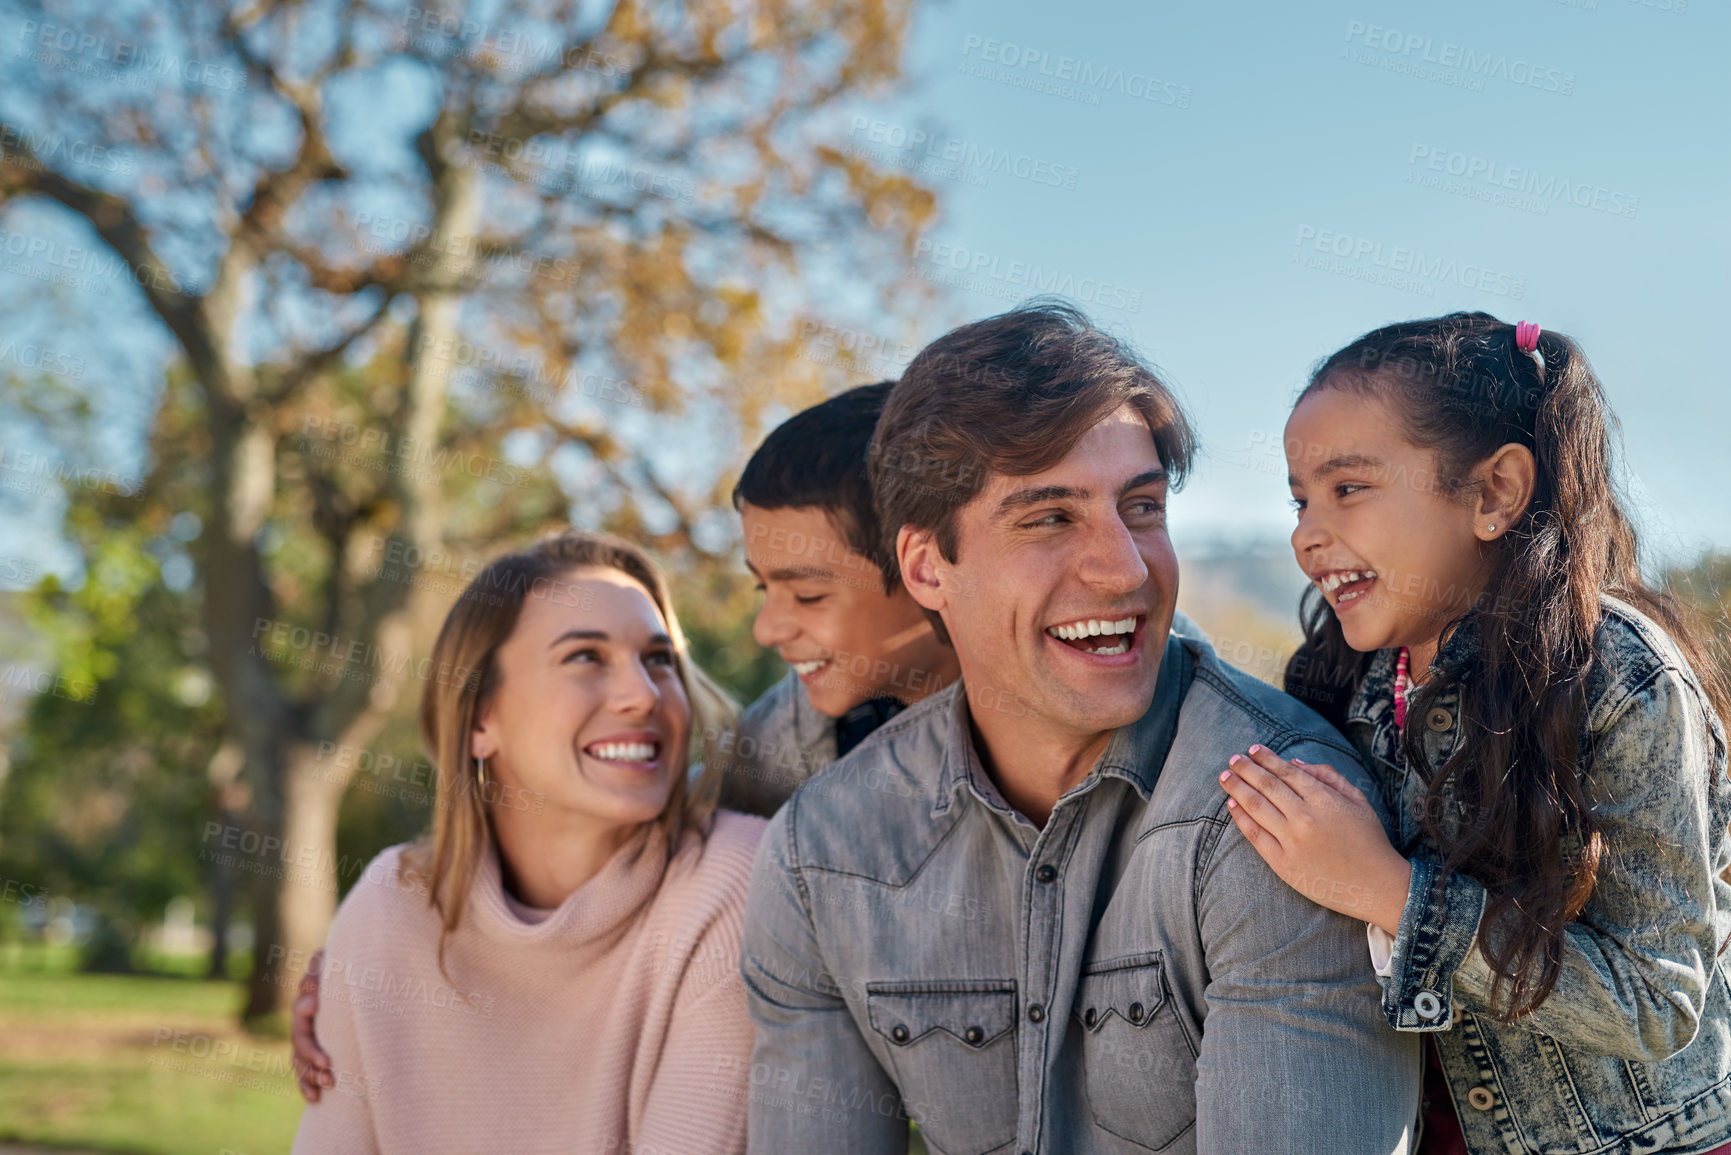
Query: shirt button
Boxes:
[
  {"xmin": 1027, "ymin": 1003, "xmax": 1045, "ymax": 1023},
  {"xmin": 964, "ymin": 1025, "xmax": 984, "ymax": 1045},
  {"xmin": 891, "ymin": 1024, "xmax": 909, "ymax": 1043},
  {"xmin": 1035, "ymin": 864, "xmax": 1057, "ymax": 884},
  {"xmin": 1467, "ymin": 1086, "xmax": 1495, "ymax": 1111},
  {"xmin": 1128, "ymin": 1001, "xmax": 1145, "ymax": 1024},
  {"xmin": 1413, "ymin": 990, "xmax": 1444, "ymax": 1021},
  {"xmin": 1426, "ymin": 707, "xmax": 1453, "ymax": 733},
  {"xmin": 1083, "ymin": 1007, "xmax": 1098, "ymax": 1028}
]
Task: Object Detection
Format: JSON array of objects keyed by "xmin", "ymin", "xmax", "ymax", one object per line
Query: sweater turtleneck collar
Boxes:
[{"xmin": 467, "ymin": 822, "xmax": 672, "ymax": 950}]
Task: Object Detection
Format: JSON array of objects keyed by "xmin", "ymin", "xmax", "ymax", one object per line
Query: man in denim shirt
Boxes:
[{"xmin": 739, "ymin": 303, "xmax": 1421, "ymax": 1154}]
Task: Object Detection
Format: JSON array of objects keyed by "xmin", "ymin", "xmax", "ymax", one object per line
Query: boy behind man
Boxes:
[{"xmin": 720, "ymin": 382, "xmax": 962, "ymax": 816}]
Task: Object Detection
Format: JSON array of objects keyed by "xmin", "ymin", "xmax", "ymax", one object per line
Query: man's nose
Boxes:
[{"xmin": 1076, "ymin": 516, "xmax": 1149, "ymax": 593}]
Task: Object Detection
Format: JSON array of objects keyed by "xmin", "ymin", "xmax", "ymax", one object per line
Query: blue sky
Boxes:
[
  {"xmin": 1, "ymin": 0, "xmax": 1724, "ymax": 584},
  {"xmin": 867, "ymin": 0, "xmax": 1728, "ymax": 565}
]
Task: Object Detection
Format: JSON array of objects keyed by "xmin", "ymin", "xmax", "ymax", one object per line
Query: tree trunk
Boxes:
[{"xmin": 239, "ymin": 155, "xmax": 474, "ymax": 1023}]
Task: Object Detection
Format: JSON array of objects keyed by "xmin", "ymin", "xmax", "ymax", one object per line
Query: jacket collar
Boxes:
[
  {"xmin": 1346, "ymin": 614, "xmax": 1480, "ymax": 729},
  {"xmin": 932, "ymin": 631, "xmax": 1193, "ymax": 819}
]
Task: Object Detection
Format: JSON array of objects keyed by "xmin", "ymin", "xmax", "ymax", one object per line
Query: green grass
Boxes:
[
  {"xmin": 0, "ymin": 945, "xmax": 304, "ymax": 1155},
  {"xmin": 0, "ymin": 943, "xmax": 931, "ymax": 1154}
]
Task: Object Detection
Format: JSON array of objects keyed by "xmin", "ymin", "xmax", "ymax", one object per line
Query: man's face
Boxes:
[
  {"xmin": 742, "ymin": 503, "xmax": 951, "ymax": 717},
  {"xmin": 915, "ymin": 404, "xmax": 1177, "ymax": 740}
]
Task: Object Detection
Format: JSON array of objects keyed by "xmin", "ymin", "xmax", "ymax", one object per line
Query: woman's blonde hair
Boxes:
[{"xmin": 401, "ymin": 531, "xmax": 737, "ymax": 948}]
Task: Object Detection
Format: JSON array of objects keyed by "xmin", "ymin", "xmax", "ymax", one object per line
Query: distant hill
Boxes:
[{"xmin": 1174, "ymin": 541, "xmax": 1308, "ymax": 687}]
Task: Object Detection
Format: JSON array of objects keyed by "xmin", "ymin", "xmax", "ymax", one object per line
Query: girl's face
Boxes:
[
  {"xmin": 471, "ymin": 565, "xmax": 691, "ymax": 831},
  {"xmin": 1285, "ymin": 388, "xmax": 1490, "ymax": 656}
]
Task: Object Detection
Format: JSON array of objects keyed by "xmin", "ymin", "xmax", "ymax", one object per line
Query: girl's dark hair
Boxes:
[{"xmin": 1283, "ymin": 311, "xmax": 1731, "ymax": 1021}]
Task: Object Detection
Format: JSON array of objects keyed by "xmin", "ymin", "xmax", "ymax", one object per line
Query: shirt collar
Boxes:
[{"xmin": 933, "ymin": 631, "xmax": 1193, "ymax": 819}]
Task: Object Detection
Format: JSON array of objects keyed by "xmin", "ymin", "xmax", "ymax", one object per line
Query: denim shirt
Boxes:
[
  {"xmin": 1348, "ymin": 595, "xmax": 1731, "ymax": 1155},
  {"xmin": 741, "ymin": 630, "xmax": 1420, "ymax": 1155},
  {"xmin": 718, "ymin": 670, "xmax": 841, "ymax": 818}
]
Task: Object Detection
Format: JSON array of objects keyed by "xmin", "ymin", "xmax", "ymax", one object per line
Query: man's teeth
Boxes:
[
  {"xmin": 1318, "ymin": 570, "xmax": 1377, "ymax": 599},
  {"xmin": 792, "ymin": 659, "xmax": 828, "ymax": 676},
  {"xmin": 587, "ymin": 741, "xmax": 658, "ymax": 762},
  {"xmin": 1045, "ymin": 616, "xmax": 1138, "ymax": 642}
]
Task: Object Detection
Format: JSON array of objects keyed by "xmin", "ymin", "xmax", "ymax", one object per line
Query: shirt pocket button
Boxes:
[
  {"xmin": 891, "ymin": 1024, "xmax": 910, "ymax": 1043},
  {"xmin": 964, "ymin": 1025, "xmax": 984, "ymax": 1046},
  {"xmin": 1467, "ymin": 1086, "xmax": 1495, "ymax": 1111}
]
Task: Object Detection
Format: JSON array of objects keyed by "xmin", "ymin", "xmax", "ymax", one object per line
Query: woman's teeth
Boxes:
[
  {"xmin": 792, "ymin": 659, "xmax": 828, "ymax": 676},
  {"xmin": 1319, "ymin": 570, "xmax": 1378, "ymax": 603},
  {"xmin": 585, "ymin": 741, "xmax": 658, "ymax": 763},
  {"xmin": 1046, "ymin": 616, "xmax": 1138, "ymax": 656}
]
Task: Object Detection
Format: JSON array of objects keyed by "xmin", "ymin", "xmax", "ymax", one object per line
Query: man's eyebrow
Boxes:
[
  {"xmin": 995, "ymin": 468, "xmax": 1167, "ymax": 517},
  {"xmin": 1119, "ymin": 468, "xmax": 1167, "ymax": 496},
  {"xmin": 996, "ymin": 484, "xmax": 1085, "ymax": 516},
  {"xmin": 1288, "ymin": 453, "xmax": 1385, "ymax": 486}
]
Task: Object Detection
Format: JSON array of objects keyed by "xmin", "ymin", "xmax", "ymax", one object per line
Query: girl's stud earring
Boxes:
[{"xmin": 1487, "ymin": 524, "xmax": 1497, "ymax": 534}]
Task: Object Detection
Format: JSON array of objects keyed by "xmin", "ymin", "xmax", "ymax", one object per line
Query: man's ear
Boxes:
[
  {"xmin": 896, "ymin": 525, "xmax": 948, "ymax": 615},
  {"xmin": 1474, "ymin": 443, "xmax": 1537, "ymax": 542}
]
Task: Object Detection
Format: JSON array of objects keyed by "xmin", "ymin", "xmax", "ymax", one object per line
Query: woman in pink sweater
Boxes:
[{"xmin": 291, "ymin": 532, "xmax": 765, "ymax": 1155}]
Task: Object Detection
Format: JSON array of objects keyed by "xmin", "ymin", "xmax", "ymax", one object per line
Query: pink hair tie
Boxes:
[{"xmin": 1515, "ymin": 320, "xmax": 1542, "ymax": 353}]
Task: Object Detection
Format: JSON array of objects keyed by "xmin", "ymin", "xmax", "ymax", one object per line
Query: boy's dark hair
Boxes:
[
  {"xmin": 1283, "ymin": 310, "xmax": 1731, "ymax": 1023},
  {"xmin": 732, "ymin": 381, "xmax": 895, "ymax": 593},
  {"xmin": 868, "ymin": 301, "xmax": 1195, "ymax": 637}
]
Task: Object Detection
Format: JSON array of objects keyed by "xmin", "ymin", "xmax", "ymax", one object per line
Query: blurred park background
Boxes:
[{"xmin": 0, "ymin": 0, "xmax": 1725, "ymax": 1150}]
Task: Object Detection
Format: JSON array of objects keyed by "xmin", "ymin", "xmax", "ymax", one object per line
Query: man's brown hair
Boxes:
[{"xmin": 868, "ymin": 301, "xmax": 1196, "ymax": 628}]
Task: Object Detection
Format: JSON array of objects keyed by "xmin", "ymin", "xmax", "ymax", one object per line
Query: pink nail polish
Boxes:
[
  {"xmin": 1248, "ymin": 744, "xmax": 1265, "ymax": 755},
  {"xmin": 1220, "ymin": 770, "xmax": 1231, "ymax": 782}
]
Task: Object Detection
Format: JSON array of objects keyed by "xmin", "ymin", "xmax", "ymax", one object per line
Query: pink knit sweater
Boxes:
[{"xmin": 291, "ymin": 809, "xmax": 766, "ymax": 1155}]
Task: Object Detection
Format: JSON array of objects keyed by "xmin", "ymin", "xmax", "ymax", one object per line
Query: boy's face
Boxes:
[{"xmin": 742, "ymin": 502, "xmax": 949, "ymax": 718}]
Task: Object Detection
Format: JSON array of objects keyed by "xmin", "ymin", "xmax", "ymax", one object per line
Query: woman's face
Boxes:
[{"xmin": 470, "ymin": 566, "xmax": 691, "ymax": 831}]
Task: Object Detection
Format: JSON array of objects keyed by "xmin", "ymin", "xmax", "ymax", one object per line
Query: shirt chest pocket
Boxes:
[
  {"xmin": 865, "ymin": 980, "xmax": 1018, "ymax": 1155},
  {"xmin": 1074, "ymin": 953, "xmax": 1196, "ymax": 1152}
]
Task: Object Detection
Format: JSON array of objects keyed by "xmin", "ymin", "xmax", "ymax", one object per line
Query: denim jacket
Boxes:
[
  {"xmin": 1349, "ymin": 595, "xmax": 1731, "ymax": 1155},
  {"xmin": 741, "ymin": 630, "xmax": 1420, "ymax": 1155}
]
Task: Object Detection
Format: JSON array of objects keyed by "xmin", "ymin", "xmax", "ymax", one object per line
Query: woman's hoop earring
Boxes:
[{"xmin": 476, "ymin": 756, "xmax": 490, "ymax": 793}]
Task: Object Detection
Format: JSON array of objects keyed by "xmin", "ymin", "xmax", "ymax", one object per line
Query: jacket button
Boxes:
[
  {"xmin": 1426, "ymin": 707, "xmax": 1453, "ymax": 732},
  {"xmin": 964, "ymin": 1025, "xmax": 984, "ymax": 1045},
  {"xmin": 1128, "ymin": 1001, "xmax": 1145, "ymax": 1023},
  {"xmin": 1413, "ymin": 990, "xmax": 1444, "ymax": 1021},
  {"xmin": 1027, "ymin": 1003, "xmax": 1045, "ymax": 1023},
  {"xmin": 1467, "ymin": 1086, "xmax": 1495, "ymax": 1111},
  {"xmin": 1035, "ymin": 864, "xmax": 1057, "ymax": 884},
  {"xmin": 1084, "ymin": 1008, "xmax": 1098, "ymax": 1028},
  {"xmin": 891, "ymin": 1024, "xmax": 909, "ymax": 1043}
]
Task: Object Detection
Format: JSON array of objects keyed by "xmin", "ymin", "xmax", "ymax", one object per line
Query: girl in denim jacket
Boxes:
[{"xmin": 1219, "ymin": 312, "xmax": 1731, "ymax": 1155}]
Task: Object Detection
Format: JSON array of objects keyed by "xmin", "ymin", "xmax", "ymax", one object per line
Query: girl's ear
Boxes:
[
  {"xmin": 1475, "ymin": 443, "xmax": 1537, "ymax": 541},
  {"xmin": 896, "ymin": 525, "xmax": 948, "ymax": 615}
]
